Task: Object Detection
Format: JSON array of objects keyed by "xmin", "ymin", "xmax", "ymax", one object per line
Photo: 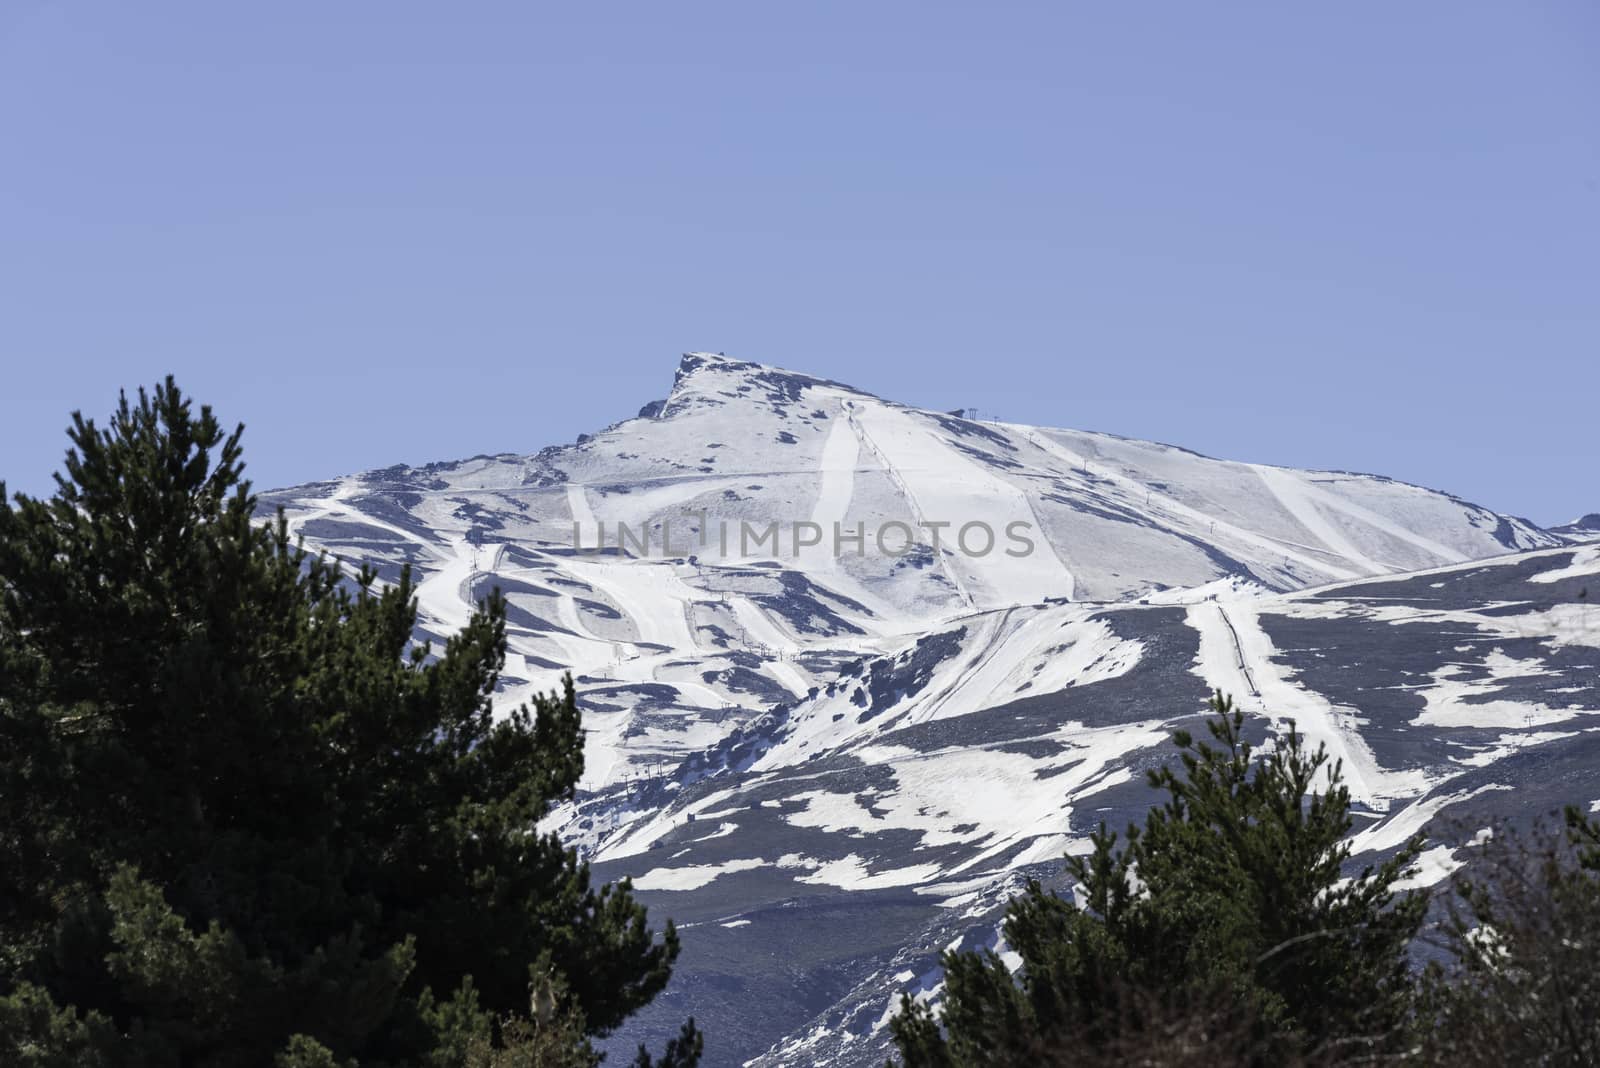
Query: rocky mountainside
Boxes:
[{"xmin": 260, "ymin": 353, "xmax": 1597, "ymax": 1066}]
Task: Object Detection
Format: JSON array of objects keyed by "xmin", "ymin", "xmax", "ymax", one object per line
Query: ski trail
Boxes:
[
  {"xmin": 1190, "ymin": 601, "xmax": 1248, "ymax": 700},
  {"xmin": 723, "ymin": 596, "xmax": 811, "ymax": 697},
  {"xmin": 414, "ymin": 538, "xmax": 478, "ymax": 635},
  {"xmin": 643, "ymin": 669, "xmax": 725, "ymax": 710},
  {"xmin": 566, "ymin": 482, "xmax": 600, "ymax": 539},
  {"xmin": 747, "ymin": 617, "xmax": 988, "ymax": 771},
  {"xmin": 842, "ymin": 400, "xmax": 975, "ymax": 609},
  {"xmin": 285, "ymin": 480, "xmax": 527, "ymax": 646},
  {"xmin": 490, "ymin": 558, "xmax": 632, "ymax": 679},
  {"xmin": 279, "ymin": 475, "xmax": 359, "ymax": 540},
  {"xmin": 466, "ymin": 540, "xmax": 505, "ymax": 603},
  {"xmin": 561, "ymin": 558, "xmax": 701, "ymax": 651},
  {"xmin": 1225, "ymin": 601, "xmax": 1392, "ymax": 806},
  {"xmin": 1217, "ymin": 605, "xmax": 1259, "ymax": 696},
  {"xmin": 791, "ymin": 405, "xmax": 912, "ymax": 628},
  {"xmin": 552, "ymin": 589, "xmax": 608, "ymax": 644},
  {"xmin": 915, "ymin": 608, "xmax": 1043, "ymax": 723},
  {"xmin": 418, "ymin": 537, "xmax": 515, "ymax": 641},
  {"xmin": 766, "ymin": 659, "xmax": 811, "ymax": 699},
  {"xmin": 283, "ymin": 476, "xmax": 447, "ymax": 565},
  {"xmin": 848, "ymin": 402, "xmax": 1075, "ymax": 608},
  {"xmin": 1258, "ymin": 468, "xmax": 1469, "ymax": 565},
  {"xmin": 1253, "ymin": 466, "xmax": 1392, "ymax": 576},
  {"xmin": 538, "ymin": 592, "xmax": 630, "ymax": 672},
  {"xmin": 729, "ymin": 595, "xmax": 795, "ymax": 653},
  {"xmin": 1186, "ymin": 600, "xmax": 1431, "ymax": 808},
  {"xmin": 1187, "ymin": 602, "xmax": 1259, "ymax": 700},
  {"xmin": 1018, "ymin": 428, "xmax": 1362, "ymax": 583},
  {"xmin": 899, "ymin": 612, "xmax": 1010, "ymax": 727},
  {"xmin": 747, "ymin": 609, "xmax": 1095, "ymax": 772},
  {"xmin": 808, "ymin": 411, "xmax": 860, "ymax": 546}
]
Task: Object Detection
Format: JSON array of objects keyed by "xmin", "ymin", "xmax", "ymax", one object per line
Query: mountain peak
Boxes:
[
  {"xmin": 1555, "ymin": 513, "xmax": 1600, "ymax": 543},
  {"xmin": 671, "ymin": 350, "xmax": 742, "ymax": 392},
  {"xmin": 668, "ymin": 351, "xmax": 873, "ymax": 406}
]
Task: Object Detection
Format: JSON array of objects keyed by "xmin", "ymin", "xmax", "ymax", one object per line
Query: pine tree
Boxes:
[
  {"xmin": 0, "ymin": 379, "xmax": 700, "ymax": 1066},
  {"xmin": 890, "ymin": 694, "xmax": 1427, "ymax": 1066},
  {"xmin": 1417, "ymin": 807, "xmax": 1600, "ymax": 1065}
]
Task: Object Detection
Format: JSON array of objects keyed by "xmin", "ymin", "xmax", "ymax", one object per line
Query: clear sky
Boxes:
[{"xmin": 2, "ymin": 2, "xmax": 1595, "ymax": 524}]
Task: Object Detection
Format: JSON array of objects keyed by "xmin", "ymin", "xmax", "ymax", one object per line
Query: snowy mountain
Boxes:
[
  {"xmin": 1555, "ymin": 512, "xmax": 1600, "ymax": 542},
  {"xmin": 261, "ymin": 353, "xmax": 1558, "ymax": 791},
  {"xmin": 260, "ymin": 353, "xmax": 1596, "ymax": 1067}
]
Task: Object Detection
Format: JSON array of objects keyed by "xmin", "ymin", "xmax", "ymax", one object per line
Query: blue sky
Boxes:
[{"xmin": 2, "ymin": 2, "xmax": 1595, "ymax": 523}]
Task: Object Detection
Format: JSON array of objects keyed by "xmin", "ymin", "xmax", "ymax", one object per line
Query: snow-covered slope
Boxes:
[
  {"xmin": 1554, "ymin": 512, "xmax": 1600, "ymax": 542},
  {"xmin": 259, "ymin": 353, "xmax": 1590, "ymax": 1067},
  {"xmin": 261, "ymin": 353, "xmax": 1557, "ymax": 793},
  {"xmin": 577, "ymin": 544, "xmax": 1600, "ymax": 1067}
]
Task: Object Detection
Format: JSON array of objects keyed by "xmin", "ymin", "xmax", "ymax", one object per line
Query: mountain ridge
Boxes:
[{"xmin": 259, "ymin": 351, "xmax": 1573, "ymax": 795}]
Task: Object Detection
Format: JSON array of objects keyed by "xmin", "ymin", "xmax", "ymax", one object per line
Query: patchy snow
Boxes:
[
  {"xmin": 1007, "ymin": 615, "xmax": 1144, "ymax": 698},
  {"xmin": 1409, "ymin": 650, "xmax": 1576, "ymax": 730},
  {"xmin": 594, "ymin": 787, "xmax": 746, "ymax": 861},
  {"xmin": 631, "ymin": 857, "xmax": 768, "ymax": 891},
  {"xmin": 1527, "ymin": 544, "xmax": 1600, "ymax": 584},
  {"xmin": 794, "ymin": 854, "xmax": 946, "ymax": 891},
  {"xmin": 1394, "ymin": 844, "xmax": 1465, "ymax": 891},
  {"xmin": 1187, "ymin": 600, "xmax": 1436, "ymax": 806},
  {"xmin": 748, "ymin": 603, "xmax": 1146, "ymax": 773},
  {"xmin": 782, "ymin": 719, "xmax": 1167, "ymax": 879},
  {"xmin": 1350, "ymin": 784, "xmax": 1512, "ymax": 857},
  {"xmin": 1455, "ymin": 730, "xmax": 1578, "ymax": 768}
]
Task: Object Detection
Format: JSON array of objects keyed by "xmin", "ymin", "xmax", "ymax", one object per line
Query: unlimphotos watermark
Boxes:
[{"xmin": 571, "ymin": 512, "xmax": 1037, "ymax": 559}]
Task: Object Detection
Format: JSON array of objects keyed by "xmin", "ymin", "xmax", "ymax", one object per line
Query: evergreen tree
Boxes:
[
  {"xmin": 890, "ymin": 694, "xmax": 1427, "ymax": 1066},
  {"xmin": 0, "ymin": 379, "xmax": 700, "ymax": 1066},
  {"xmin": 1418, "ymin": 807, "xmax": 1600, "ymax": 1066}
]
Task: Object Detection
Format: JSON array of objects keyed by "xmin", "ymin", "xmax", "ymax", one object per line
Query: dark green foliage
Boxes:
[
  {"xmin": 891, "ymin": 693, "xmax": 1428, "ymax": 1066},
  {"xmin": 630, "ymin": 1019, "xmax": 705, "ymax": 1068},
  {"xmin": 1418, "ymin": 808, "xmax": 1600, "ymax": 1066},
  {"xmin": 0, "ymin": 380, "xmax": 695, "ymax": 1065}
]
